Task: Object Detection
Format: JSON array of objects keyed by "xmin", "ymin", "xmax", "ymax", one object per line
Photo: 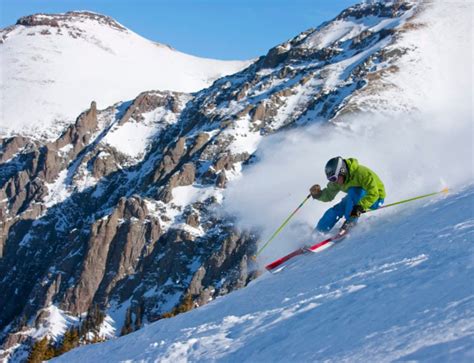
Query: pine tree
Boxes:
[
  {"xmin": 43, "ymin": 343, "xmax": 57, "ymax": 361},
  {"xmin": 57, "ymin": 326, "xmax": 80, "ymax": 354},
  {"xmin": 80, "ymin": 304, "xmax": 106, "ymax": 341},
  {"xmin": 27, "ymin": 305, "xmax": 109, "ymax": 362},
  {"xmin": 120, "ymin": 307, "xmax": 133, "ymax": 336},
  {"xmin": 176, "ymin": 294, "xmax": 194, "ymax": 314},
  {"xmin": 27, "ymin": 337, "xmax": 52, "ymax": 363},
  {"xmin": 134, "ymin": 303, "xmax": 144, "ymax": 331},
  {"xmin": 161, "ymin": 294, "xmax": 195, "ymax": 319},
  {"xmin": 27, "ymin": 337, "xmax": 47, "ymax": 363}
]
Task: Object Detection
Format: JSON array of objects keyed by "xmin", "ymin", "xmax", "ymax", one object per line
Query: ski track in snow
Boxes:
[{"xmin": 54, "ymin": 185, "xmax": 474, "ymax": 362}]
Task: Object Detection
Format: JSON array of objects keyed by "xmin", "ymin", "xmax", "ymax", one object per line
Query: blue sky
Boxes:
[{"xmin": 0, "ymin": 0, "xmax": 360, "ymax": 60}]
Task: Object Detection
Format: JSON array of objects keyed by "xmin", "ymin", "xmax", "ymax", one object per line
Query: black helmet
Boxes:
[{"xmin": 325, "ymin": 156, "xmax": 347, "ymax": 182}]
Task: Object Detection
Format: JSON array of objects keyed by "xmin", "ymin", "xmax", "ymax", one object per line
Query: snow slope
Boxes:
[
  {"xmin": 54, "ymin": 184, "xmax": 474, "ymax": 362},
  {"xmin": 0, "ymin": 11, "xmax": 251, "ymax": 140}
]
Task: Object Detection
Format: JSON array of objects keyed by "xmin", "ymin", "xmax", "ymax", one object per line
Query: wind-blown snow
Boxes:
[
  {"xmin": 0, "ymin": 12, "xmax": 252, "ymax": 140},
  {"xmin": 224, "ymin": 0, "xmax": 473, "ymax": 260}
]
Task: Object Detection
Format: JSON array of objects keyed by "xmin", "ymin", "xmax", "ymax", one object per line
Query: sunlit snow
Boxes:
[{"xmin": 0, "ymin": 12, "xmax": 252, "ymax": 140}]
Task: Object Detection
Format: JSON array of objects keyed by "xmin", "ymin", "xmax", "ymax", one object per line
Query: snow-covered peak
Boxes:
[
  {"xmin": 283, "ymin": 0, "xmax": 415, "ymax": 52},
  {"xmin": 0, "ymin": 11, "xmax": 253, "ymax": 140}
]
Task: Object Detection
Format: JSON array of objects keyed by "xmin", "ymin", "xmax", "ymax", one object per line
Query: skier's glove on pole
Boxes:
[
  {"xmin": 310, "ymin": 184, "xmax": 322, "ymax": 199},
  {"xmin": 350, "ymin": 205, "xmax": 364, "ymax": 218}
]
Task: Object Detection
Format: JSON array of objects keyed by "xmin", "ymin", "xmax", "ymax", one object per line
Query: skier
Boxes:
[{"xmin": 310, "ymin": 156, "xmax": 386, "ymax": 233}]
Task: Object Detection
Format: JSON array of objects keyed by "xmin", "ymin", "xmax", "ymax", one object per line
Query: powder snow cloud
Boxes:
[{"xmin": 223, "ymin": 0, "xmax": 473, "ymax": 261}]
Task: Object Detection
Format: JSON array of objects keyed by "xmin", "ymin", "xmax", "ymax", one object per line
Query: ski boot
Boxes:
[{"xmin": 339, "ymin": 219, "xmax": 357, "ymax": 235}]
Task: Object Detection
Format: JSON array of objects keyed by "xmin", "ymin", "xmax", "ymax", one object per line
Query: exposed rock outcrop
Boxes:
[{"xmin": 16, "ymin": 11, "xmax": 127, "ymax": 32}]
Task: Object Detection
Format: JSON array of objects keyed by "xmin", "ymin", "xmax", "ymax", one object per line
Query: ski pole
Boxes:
[
  {"xmin": 364, "ymin": 187, "xmax": 449, "ymax": 213},
  {"xmin": 253, "ymin": 194, "xmax": 312, "ymax": 258}
]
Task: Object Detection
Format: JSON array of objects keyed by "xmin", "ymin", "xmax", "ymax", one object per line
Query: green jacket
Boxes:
[{"xmin": 316, "ymin": 158, "xmax": 386, "ymax": 210}]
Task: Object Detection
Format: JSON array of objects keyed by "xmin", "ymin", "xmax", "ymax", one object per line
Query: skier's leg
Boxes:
[
  {"xmin": 316, "ymin": 198, "xmax": 347, "ymax": 232},
  {"xmin": 343, "ymin": 187, "xmax": 366, "ymax": 222}
]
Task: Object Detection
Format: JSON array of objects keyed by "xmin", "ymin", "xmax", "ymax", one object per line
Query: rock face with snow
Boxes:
[
  {"xmin": 0, "ymin": 1, "xmax": 438, "ymax": 361},
  {"xmin": 0, "ymin": 11, "xmax": 251, "ymax": 140}
]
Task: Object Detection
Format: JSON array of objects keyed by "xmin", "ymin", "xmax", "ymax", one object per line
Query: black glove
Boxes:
[{"xmin": 350, "ymin": 205, "xmax": 364, "ymax": 218}]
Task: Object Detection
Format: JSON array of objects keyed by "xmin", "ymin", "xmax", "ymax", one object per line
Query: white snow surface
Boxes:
[
  {"xmin": 0, "ymin": 12, "xmax": 251, "ymax": 140},
  {"xmin": 53, "ymin": 185, "xmax": 474, "ymax": 362},
  {"xmin": 32, "ymin": 305, "xmax": 79, "ymax": 342},
  {"xmin": 101, "ymin": 101, "xmax": 182, "ymax": 159},
  {"xmin": 102, "ymin": 121, "xmax": 156, "ymax": 159},
  {"xmin": 300, "ymin": 1, "xmax": 417, "ymax": 52}
]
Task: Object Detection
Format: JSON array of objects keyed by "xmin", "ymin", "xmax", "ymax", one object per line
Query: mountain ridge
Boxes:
[
  {"xmin": 15, "ymin": 11, "xmax": 128, "ymax": 32},
  {"xmin": 2, "ymin": 0, "xmax": 472, "ymax": 361}
]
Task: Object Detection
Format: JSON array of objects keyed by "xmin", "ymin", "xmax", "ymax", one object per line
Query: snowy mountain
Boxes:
[
  {"xmin": 0, "ymin": 11, "xmax": 251, "ymax": 140},
  {"xmin": 1, "ymin": 0, "xmax": 472, "ymax": 361}
]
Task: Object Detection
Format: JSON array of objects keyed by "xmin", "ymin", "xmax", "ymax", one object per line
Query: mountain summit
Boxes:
[
  {"xmin": 14, "ymin": 11, "xmax": 129, "ymax": 32},
  {"xmin": 0, "ymin": 11, "xmax": 251, "ymax": 139}
]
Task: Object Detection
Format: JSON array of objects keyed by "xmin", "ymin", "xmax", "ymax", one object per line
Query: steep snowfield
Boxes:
[
  {"xmin": 54, "ymin": 185, "xmax": 474, "ymax": 362},
  {"xmin": 0, "ymin": 12, "xmax": 251, "ymax": 140}
]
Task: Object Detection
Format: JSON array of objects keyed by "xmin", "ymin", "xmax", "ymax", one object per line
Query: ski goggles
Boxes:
[{"xmin": 326, "ymin": 157, "xmax": 344, "ymax": 182}]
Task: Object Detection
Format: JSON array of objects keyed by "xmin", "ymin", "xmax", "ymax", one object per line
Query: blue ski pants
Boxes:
[{"xmin": 316, "ymin": 187, "xmax": 384, "ymax": 232}]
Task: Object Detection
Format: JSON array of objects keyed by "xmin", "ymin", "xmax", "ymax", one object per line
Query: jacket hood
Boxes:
[{"xmin": 345, "ymin": 158, "xmax": 359, "ymax": 178}]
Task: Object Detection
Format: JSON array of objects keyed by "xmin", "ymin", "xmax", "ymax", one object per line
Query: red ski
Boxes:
[{"xmin": 265, "ymin": 230, "xmax": 348, "ymax": 272}]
